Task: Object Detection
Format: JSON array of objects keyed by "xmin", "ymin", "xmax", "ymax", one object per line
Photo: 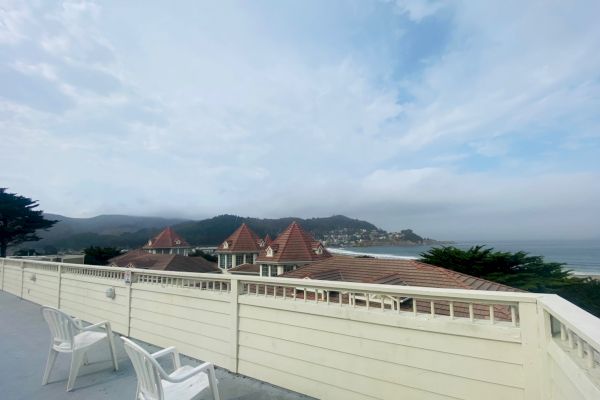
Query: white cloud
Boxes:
[
  {"xmin": 392, "ymin": 0, "xmax": 444, "ymax": 22},
  {"xmin": 1, "ymin": 1, "xmax": 599, "ymax": 240}
]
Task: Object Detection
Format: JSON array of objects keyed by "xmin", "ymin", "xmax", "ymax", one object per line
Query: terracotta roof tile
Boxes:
[
  {"xmin": 142, "ymin": 227, "xmax": 190, "ymax": 249},
  {"xmin": 256, "ymin": 221, "xmax": 332, "ymax": 263},
  {"xmin": 109, "ymin": 250, "xmax": 219, "ymax": 273},
  {"xmin": 228, "ymin": 263, "xmax": 260, "ymax": 275},
  {"xmin": 282, "ymin": 255, "xmax": 520, "ymax": 292},
  {"xmin": 217, "ymin": 223, "xmax": 262, "ymax": 253},
  {"xmin": 281, "ymin": 255, "xmax": 521, "ymax": 320}
]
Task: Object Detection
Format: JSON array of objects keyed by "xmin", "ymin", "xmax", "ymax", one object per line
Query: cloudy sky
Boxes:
[{"xmin": 1, "ymin": 0, "xmax": 599, "ymax": 240}]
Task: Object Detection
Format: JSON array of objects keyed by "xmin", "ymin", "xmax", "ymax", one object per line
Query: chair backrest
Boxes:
[
  {"xmin": 121, "ymin": 337, "xmax": 164, "ymax": 400},
  {"xmin": 41, "ymin": 306, "xmax": 78, "ymax": 350}
]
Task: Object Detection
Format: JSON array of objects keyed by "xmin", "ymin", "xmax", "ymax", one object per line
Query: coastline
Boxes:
[{"xmin": 327, "ymin": 246, "xmax": 600, "ymax": 281}]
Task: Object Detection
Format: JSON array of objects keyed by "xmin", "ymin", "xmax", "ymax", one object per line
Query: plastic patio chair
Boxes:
[
  {"xmin": 121, "ymin": 336, "xmax": 221, "ymax": 400},
  {"xmin": 41, "ymin": 306, "xmax": 119, "ymax": 391}
]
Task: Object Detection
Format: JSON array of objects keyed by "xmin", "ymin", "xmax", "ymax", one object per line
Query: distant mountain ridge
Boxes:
[{"xmin": 30, "ymin": 214, "xmax": 379, "ymax": 252}]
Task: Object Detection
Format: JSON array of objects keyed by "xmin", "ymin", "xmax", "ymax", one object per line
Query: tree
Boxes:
[
  {"xmin": 420, "ymin": 245, "xmax": 600, "ymax": 317},
  {"xmin": 0, "ymin": 188, "xmax": 57, "ymax": 257},
  {"xmin": 188, "ymin": 249, "xmax": 218, "ymax": 262},
  {"xmin": 84, "ymin": 246, "xmax": 123, "ymax": 266}
]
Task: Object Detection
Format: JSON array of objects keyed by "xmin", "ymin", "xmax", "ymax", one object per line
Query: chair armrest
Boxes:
[
  {"xmin": 163, "ymin": 362, "xmax": 215, "ymax": 383},
  {"xmin": 151, "ymin": 346, "xmax": 181, "ymax": 369},
  {"xmin": 72, "ymin": 317, "xmax": 85, "ymax": 329},
  {"xmin": 81, "ymin": 320, "xmax": 112, "ymax": 332}
]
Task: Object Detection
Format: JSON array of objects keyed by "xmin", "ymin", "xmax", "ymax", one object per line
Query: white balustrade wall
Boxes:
[{"xmin": 1, "ymin": 258, "xmax": 598, "ymax": 400}]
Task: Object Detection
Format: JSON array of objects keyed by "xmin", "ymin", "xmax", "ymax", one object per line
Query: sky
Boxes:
[{"xmin": 1, "ymin": 0, "xmax": 600, "ymax": 240}]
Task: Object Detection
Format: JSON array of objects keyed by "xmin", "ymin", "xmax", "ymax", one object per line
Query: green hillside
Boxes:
[{"xmin": 24, "ymin": 214, "xmax": 379, "ymax": 252}]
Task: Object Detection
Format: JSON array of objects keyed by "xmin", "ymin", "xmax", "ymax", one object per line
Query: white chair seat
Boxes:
[
  {"xmin": 162, "ymin": 366, "xmax": 210, "ymax": 400},
  {"xmin": 73, "ymin": 331, "xmax": 107, "ymax": 349},
  {"xmin": 41, "ymin": 306, "xmax": 118, "ymax": 391},
  {"xmin": 122, "ymin": 337, "xmax": 220, "ymax": 400}
]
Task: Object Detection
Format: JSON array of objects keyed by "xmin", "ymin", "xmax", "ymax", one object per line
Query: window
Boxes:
[
  {"xmin": 246, "ymin": 253, "xmax": 255, "ymax": 264},
  {"xmin": 261, "ymin": 265, "xmax": 269, "ymax": 276},
  {"xmin": 283, "ymin": 265, "xmax": 294, "ymax": 273},
  {"xmin": 226, "ymin": 254, "xmax": 232, "ymax": 268},
  {"xmin": 219, "ymin": 254, "xmax": 225, "ymax": 268},
  {"xmin": 234, "ymin": 254, "xmax": 244, "ymax": 266},
  {"xmin": 270, "ymin": 265, "xmax": 278, "ymax": 277}
]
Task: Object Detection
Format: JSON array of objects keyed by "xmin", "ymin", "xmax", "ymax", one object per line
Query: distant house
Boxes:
[
  {"xmin": 256, "ymin": 221, "xmax": 332, "ymax": 277},
  {"xmin": 109, "ymin": 250, "xmax": 219, "ymax": 273},
  {"xmin": 215, "ymin": 223, "xmax": 264, "ymax": 271},
  {"xmin": 142, "ymin": 227, "xmax": 191, "ymax": 256}
]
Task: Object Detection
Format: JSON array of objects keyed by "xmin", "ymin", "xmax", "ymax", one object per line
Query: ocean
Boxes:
[{"xmin": 329, "ymin": 239, "xmax": 600, "ymax": 276}]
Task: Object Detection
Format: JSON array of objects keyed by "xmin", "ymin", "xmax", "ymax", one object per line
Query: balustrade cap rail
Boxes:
[
  {"xmin": 540, "ymin": 294, "xmax": 600, "ymax": 352},
  {"xmin": 2, "ymin": 258, "xmax": 541, "ymax": 304}
]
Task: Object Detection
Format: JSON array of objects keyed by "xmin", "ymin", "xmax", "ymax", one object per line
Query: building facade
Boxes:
[
  {"xmin": 256, "ymin": 221, "xmax": 332, "ymax": 277},
  {"xmin": 215, "ymin": 223, "xmax": 264, "ymax": 271},
  {"xmin": 142, "ymin": 227, "xmax": 192, "ymax": 256}
]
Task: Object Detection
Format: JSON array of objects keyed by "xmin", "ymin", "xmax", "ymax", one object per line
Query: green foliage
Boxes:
[
  {"xmin": 188, "ymin": 249, "xmax": 217, "ymax": 262},
  {"xmin": 84, "ymin": 246, "xmax": 122, "ymax": 266},
  {"xmin": 420, "ymin": 246, "xmax": 600, "ymax": 317},
  {"xmin": 0, "ymin": 188, "xmax": 57, "ymax": 257}
]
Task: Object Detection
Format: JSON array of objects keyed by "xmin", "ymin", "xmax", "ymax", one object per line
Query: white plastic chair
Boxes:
[
  {"xmin": 41, "ymin": 306, "xmax": 119, "ymax": 391},
  {"xmin": 121, "ymin": 337, "xmax": 221, "ymax": 400}
]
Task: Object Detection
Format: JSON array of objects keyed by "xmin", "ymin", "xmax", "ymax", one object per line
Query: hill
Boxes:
[
  {"xmin": 33, "ymin": 214, "xmax": 189, "ymax": 251},
  {"xmin": 24, "ymin": 214, "xmax": 379, "ymax": 252},
  {"xmin": 174, "ymin": 214, "xmax": 378, "ymax": 245}
]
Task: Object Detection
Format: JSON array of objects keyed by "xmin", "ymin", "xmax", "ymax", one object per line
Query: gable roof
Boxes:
[
  {"xmin": 256, "ymin": 221, "xmax": 332, "ymax": 263},
  {"xmin": 142, "ymin": 227, "xmax": 190, "ymax": 249},
  {"xmin": 217, "ymin": 223, "xmax": 262, "ymax": 253},
  {"xmin": 282, "ymin": 255, "xmax": 520, "ymax": 292},
  {"xmin": 109, "ymin": 250, "xmax": 219, "ymax": 273}
]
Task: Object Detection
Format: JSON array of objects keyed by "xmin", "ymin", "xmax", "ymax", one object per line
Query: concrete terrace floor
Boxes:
[{"xmin": 0, "ymin": 291, "xmax": 315, "ymax": 400}]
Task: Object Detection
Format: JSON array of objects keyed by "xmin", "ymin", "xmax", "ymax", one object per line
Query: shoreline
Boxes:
[{"xmin": 328, "ymin": 247, "xmax": 600, "ymax": 278}]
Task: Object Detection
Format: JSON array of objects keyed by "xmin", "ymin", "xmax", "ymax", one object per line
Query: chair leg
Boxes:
[
  {"xmin": 207, "ymin": 365, "xmax": 221, "ymax": 400},
  {"xmin": 66, "ymin": 350, "xmax": 85, "ymax": 392},
  {"xmin": 106, "ymin": 330, "xmax": 119, "ymax": 371},
  {"xmin": 42, "ymin": 348, "xmax": 58, "ymax": 385}
]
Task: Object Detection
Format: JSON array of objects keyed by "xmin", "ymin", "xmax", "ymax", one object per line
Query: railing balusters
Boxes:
[{"xmin": 413, "ymin": 299, "xmax": 417, "ymax": 316}]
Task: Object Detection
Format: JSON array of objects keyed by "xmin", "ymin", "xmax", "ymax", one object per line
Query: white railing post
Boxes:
[
  {"xmin": 230, "ymin": 278, "xmax": 240, "ymax": 373},
  {"xmin": 19, "ymin": 260, "xmax": 25, "ymax": 298},
  {"xmin": 126, "ymin": 271, "xmax": 133, "ymax": 337},
  {"xmin": 519, "ymin": 300, "xmax": 543, "ymax": 400},
  {"xmin": 57, "ymin": 264, "xmax": 62, "ymax": 308},
  {"xmin": 1, "ymin": 257, "xmax": 4, "ymax": 291}
]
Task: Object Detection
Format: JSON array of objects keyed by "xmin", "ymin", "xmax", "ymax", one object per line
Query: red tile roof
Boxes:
[
  {"xmin": 281, "ymin": 255, "xmax": 521, "ymax": 320},
  {"xmin": 109, "ymin": 250, "xmax": 219, "ymax": 273},
  {"xmin": 262, "ymin": 234, "xmax": 273, "ymax": 247},
  {"xmin": 217, "ymin": 223, "xmax": 262, "ymax": 253},
  {"xmin": 228, "ymin": 263, "xmax": 260, "ymax": 275},
  {"xmin": 256, "ymin": 221, "xmax": 332, "ymax": 263},
  {"xmin": 282, "ymin": 255, "xmax": 519, "ymax": 292},
  {"xmin": 142, "ymin": 227, "xmax": 190, "ymax": 249}
]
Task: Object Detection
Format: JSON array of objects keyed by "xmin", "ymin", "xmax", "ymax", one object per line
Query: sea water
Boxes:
[{"xmin": 331, "ymin": 239, "xmax": 600, "ymax": 276}]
